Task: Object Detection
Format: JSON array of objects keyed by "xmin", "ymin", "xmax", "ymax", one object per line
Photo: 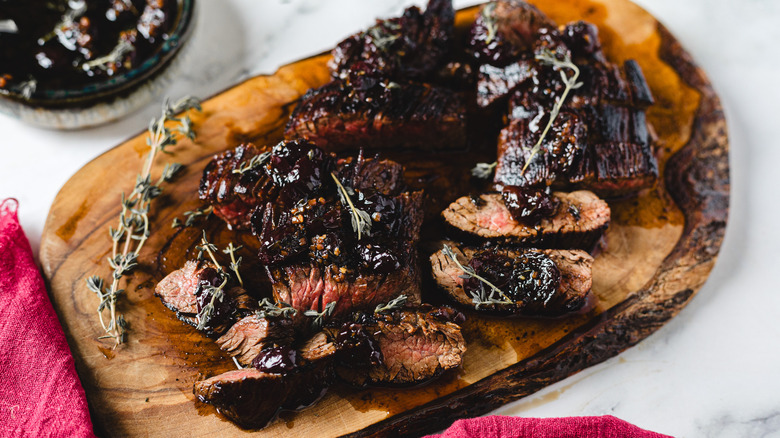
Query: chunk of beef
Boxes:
[
  {"xmin": 329, "ymin": 0, "xmax": 454, "ymax": 82},
  {"xmin": 466, "ymin": 0, "xmax": 555, "ymax": 66},
  {"xmin": 430, "ymin": 244, "xmax": 594, "ymax": 317},
  {"xmin": 327, "ymin": 307, "xmax": 466, "ymax": 386},
  {"xmin": 442, "ymin": 190, "xmax": 610, "ymax": 249},
  {"xmin": 284, "ymin": 79, "xmax": 466, "ymax": 152},
  {"xmin": 217, "ymin": 315, "xmax": 295, "ymax": 366}
]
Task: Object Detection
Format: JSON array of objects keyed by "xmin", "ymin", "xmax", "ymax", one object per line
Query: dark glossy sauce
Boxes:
[{"xmin": 0, "ymin": 0, "xmax": 176, "ymax": 96}]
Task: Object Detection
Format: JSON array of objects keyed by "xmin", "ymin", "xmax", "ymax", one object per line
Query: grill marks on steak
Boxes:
[
  {"xmin": 430, "ymin": 244, "xmax": 594, "ymax": 317},
  {"xmin": 443, "ymin": 190, "xmax": 610, "ymax": 249},
  {"xmin": 284, "ymin": 79, "xmax": 466, "ymax": 152},
  {"xmin": 465, "ymin": 2, "xmax": 657, "ymax": 196},
  {"xmin": 327, "ymin": 307, "xmax": 466, "ymax": 387}
]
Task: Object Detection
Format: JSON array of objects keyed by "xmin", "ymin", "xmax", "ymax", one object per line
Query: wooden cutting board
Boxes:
[{"xmin": 39, "ymin": 0, "xmax": 729, "ymax": 436}]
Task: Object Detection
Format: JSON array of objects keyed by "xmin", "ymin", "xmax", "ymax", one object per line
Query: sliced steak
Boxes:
[
  {"xmin": 155, "ymin": 259, "xmax": 203, "ymax": 314},
  {"xmin": 267, "ymin": 261, "xmax": 422, "ymax": 328},
  {"xmin": 327, "ymin": 307, "xmax": 466, "ymax": 387},
  {"xmin": 217, "ymin": 315, "xmax": 295, "ymax": 366},
  {"xmin": 442, "ymin": 190, "xmax": 610, "ymax": 249},
  {"xmin": 155, "ymin": 260, "xmax": 254, "ymax": 335},
  {"xmin": 430, "ymin": 244, "xmax": 594, "ymax": 317},
  {"xmin": 329, "ymin": 0, "xmax": 454, "ymax": 82},
  {"xmin": 194, "ymin": 369, "xmax": 289, "ymax": 430},
  {"xmin": 195, "ymin": 333, "xmax": 336, "ymax": 430},
  {"xmin": 284, "ymin": 79, "xmax": 466, "ymax": 152}
]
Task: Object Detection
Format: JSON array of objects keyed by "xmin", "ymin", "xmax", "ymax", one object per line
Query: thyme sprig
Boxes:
[
  {"xmin": 471, "ymin": 161, "xmax": 497, "ymax": 179},
  {"xmin": 81, "ymin": 39, "xmax": 134, "ymax": 72},
  {"xmin": 86, "ymin": 96, "xmax": 200, "ymax": 348},
  {"xmin": 172, "ymin": 205, "xmax": 213, "ymax": 228},
  {"xmin": 481, "ymin": 2, "xmax": 498, "ymax": 44},
  {"xmin": 374, "ymin": 295, "xmax": 408, "ymax": 314},
  {"xmin": 193, "ymin": 232, "xmax": 235, "ymax": 331},
  {"xmin": 222, "ymin": 242, "xmax": 243, "ymax": 287},
  {"xmin": 441, "ymin": 244, "xmax": 513, "ymax": 310},
  {"xmin": 367, "ymin": 20, "xmax": 401, "ymax": 52},
  {"xmin": 256, "ymin": 298, "xmax": 298, "ymax": 319},
  {"xmin": 304, "ymin": 301, "xmax": 337, "ymax": 332},
  {"xmin": 232, "ymin": 151, "xmax": 271, "ymax": 175},
  {"xmin": 331, "ymin": 172, "xmax": 372, "ymax": 240},
  {"xmin": 521, "ymin": 49, "xmax": 583, "ymax": 175}
]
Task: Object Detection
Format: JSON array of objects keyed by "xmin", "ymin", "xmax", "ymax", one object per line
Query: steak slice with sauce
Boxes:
[
  {"xmin": 326, "ymin": 307, "xmax": 466, "ymax": 387},
  {"xmin": 155, "ymin": 260, "xmax": 254, "ymax": 335},
  {"xmin": 217, "ymin": 315, "xmax": 295, "ymax": 366},
  {"xmin": 284, "ymin": 79, "xmax": 467, "ymax": 152},
  {"xmin": 195, "ymin": 332, "xmax": 336, "ymax": 429},
  {"xmin": 430, "ymin": 244, "xmax": 594, "ymax": 317},
  {"xmin": 442, "ymin": 190, "xmax": 610, "ymax": 249}
]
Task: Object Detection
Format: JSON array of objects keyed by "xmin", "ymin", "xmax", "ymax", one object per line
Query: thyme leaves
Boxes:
[
  {"xmin": 304, "ymin": 301, "xmax": 337, "ymax": 332},
  {"xmin": 86, "ymin": 96, "xmax": 200, "ymax": 348},
  {"xmin": 256, "ymin": 298, "xmax": 298, "ymax": 319},
  {"xmin": 374, "ymin": 295, "xmax": 408, "ymax": 314},
  {"xmin": 331, "ymin": 172, "xmax": 372, "ymax": 240},
  {"xmin": 232, "ymin": 151, "xmax": 271, "ymax": 175},
  {"xmin": 471, "ymin": 161, "xmax": 497, "ymax": 179},
  {"xmin": 441, "ymin": 244, "xmax": 513, "ymax": 310}
]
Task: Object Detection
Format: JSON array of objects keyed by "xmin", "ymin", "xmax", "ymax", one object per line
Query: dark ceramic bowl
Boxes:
[{"xmin": 0, "ymin": 0, "xmax": 196, "ymax": 129}]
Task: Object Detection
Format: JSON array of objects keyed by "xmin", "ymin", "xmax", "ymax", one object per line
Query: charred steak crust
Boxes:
[
  {"xmin": 442, "ymin": 190, "xmax": 610, "ymax": 249},
  {"xmin": 430, "ymin": 244, "xmax": 595, "ymax": 317},
  {"xmin": 328, "ymin": 0, "xmax": 455, "ymax": 82},
  {"xmin": 326, "ymin": 308, "xmax": 466, "ymax": 387},
  {"xmin": 284, "ymin": 79, "xmax": 467, "ymax": 152}
]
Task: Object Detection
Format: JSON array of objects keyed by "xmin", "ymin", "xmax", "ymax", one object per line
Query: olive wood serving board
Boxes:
[{"xmin": 39, "ymin": 0, "xmax": 729, "ymax": 436}]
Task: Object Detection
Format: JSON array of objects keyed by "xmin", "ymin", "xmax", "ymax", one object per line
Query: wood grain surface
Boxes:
[{"xmin": 39, "ymin": 0, "xmax": 729, "ymax": 436}]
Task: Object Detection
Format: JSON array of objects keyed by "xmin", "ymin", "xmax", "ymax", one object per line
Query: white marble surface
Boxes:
[{"xmin": 1, "ymin": 1, "xmax": 778, "ymax": 436}]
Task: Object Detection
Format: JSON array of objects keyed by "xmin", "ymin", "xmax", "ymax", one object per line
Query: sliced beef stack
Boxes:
[
  {"xmin": 467, "ymin": 0, "xmax": 657, "ymax": 197},
  {"xmin": 199, "ymin": 139, "xmax": 424, "ymax": 329},
  {"xmin": 285, "ymin": 0, "xmax": 467, "ymax": 152}
]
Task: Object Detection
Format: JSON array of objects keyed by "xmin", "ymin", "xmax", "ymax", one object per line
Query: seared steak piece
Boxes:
[
  {"xmin": 199, "ymin": 141, "xmax": 334, "ymax": 230},
  {"xmin": 217, "ymin": 315, "xmax": 295, "ymax": 366},
  {"xmin": 194, "ymin": 369, "xmax": 289, "ymax": 429},
  {"xmin": 284, "ymin": 79, "xmax": 466, "ymax": 152},
  {"xmin": 430, "ymin": 244, "xmax": 594, "ymax": 317},
  {"xmin": 327, "ymin": 307, "xmax": 466, "ymax": 387},
  {"xmin": 442, "ymin": 190, "xmax": 610, "ymax": 249},
  {"xmin": 267, "ymin": 260, "xmax": 422, "ymax": 327},
  {"xmin": 329, "ymin": 0, "xmax": 454, "ymax": 82},
  {"xmin": 196, "ymin": 334, "xmax": 336, "ymax": 429},
  {"xmin": 476, "ymin": 61, "xmax": 534, "ymax": 107},
  {"xmin": 466, "ymin": 0, "xmax": 555, "ymax": 66},
  {"xmin": 155, "ymin": 260, "xmax": 253, "ymax": 335},
  {"xmin": 195, "ymin": 333, "xmax": 336, "ymax": 430}
]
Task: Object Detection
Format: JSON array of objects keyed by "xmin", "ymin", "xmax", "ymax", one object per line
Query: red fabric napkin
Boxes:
[
  {"xmin": 0, "ymin": 199, "xmax": 96, "ymax": 438},
  {"xmin": 426, "ymin": 415, "xmax": 673, "ymax": 438}
]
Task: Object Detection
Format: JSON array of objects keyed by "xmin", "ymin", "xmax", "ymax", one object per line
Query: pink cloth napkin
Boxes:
[
  {"xmin": 426, "ymin": 415, "xmax": 673, "ymax": 438},
  {"xmin": 0, "ymin": 199, "xmax": 96, "ymax": 438}
]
